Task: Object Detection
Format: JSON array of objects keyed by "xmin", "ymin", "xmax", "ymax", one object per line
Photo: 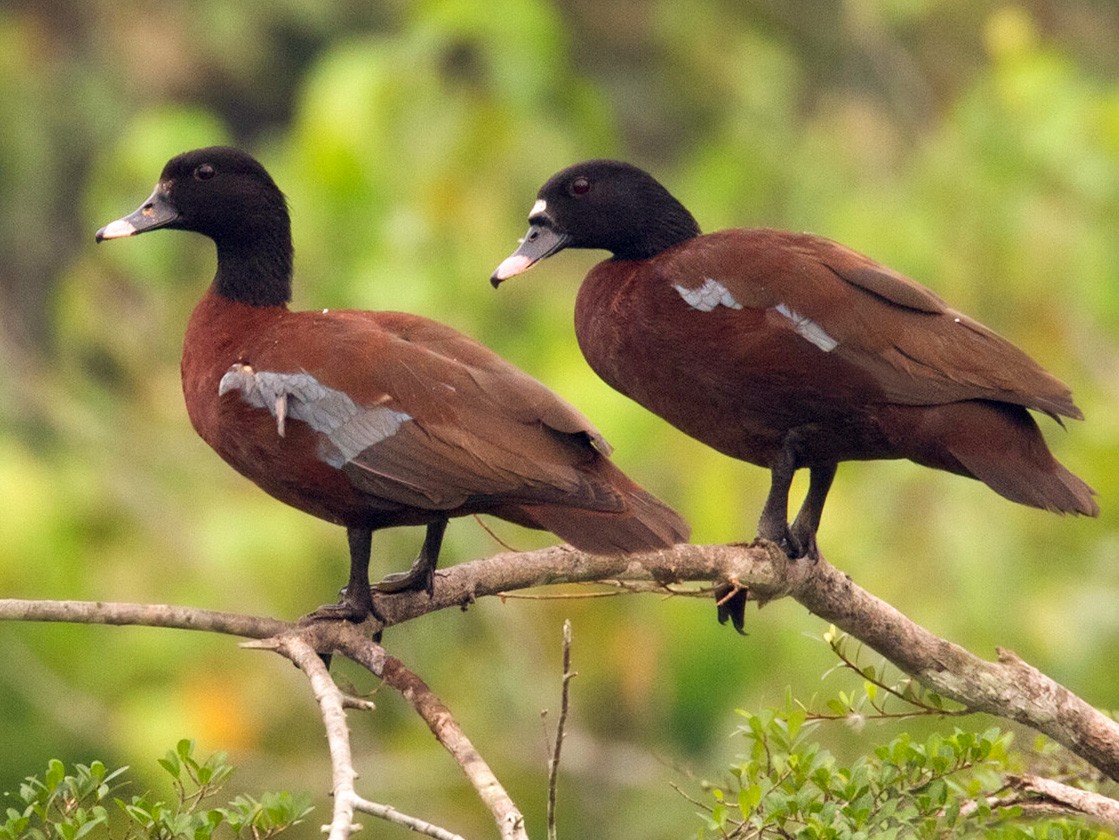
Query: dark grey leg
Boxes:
[
  {"xmin": 302, "ymin": 526, "xmax": 375, "ymax": 623},
  {"xmin": 372, "ymin": 519, "xmax": 448, "ymax": 596},
  {"xmin": 756, "ymin": 445, "xmax": 798, "ymax": 554},
  {"xmin": 789, "ymin": 463, "xmax": 836, "ymax": 559}
]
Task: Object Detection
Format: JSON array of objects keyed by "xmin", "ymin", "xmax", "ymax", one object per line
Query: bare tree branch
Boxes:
[
  {"xmin": 366, "ymin": 541, "xmax": 1119, "ymax": 784},
  {"xmin": 335, "ymin": 627, "xmax": 529, "ymax": 840},
  {"xmin": 0, "ymin": 599, "xmax": 516, "ymax": 838},
  {"xmin": 2, "ymin": 537, "xmax": 1118, "ymax": 831},
  {"xmin": 247, "ymin": 633, "xmax": 361, "ymax": 840},
  {"xmin": 546, "ymin": 619, "xmax": 575, "ymax": 840},
  {"xmin": 956, "ymin": 774, "xmax": 1119, "ymax": 828},
  {"xmin": 350, "ymin": 796, "xmax": 467, "ymax": 840},
  {"xmin": 1004, "ymin": 774, "xmax": 1119, "ymax": 828},
  {"xmin": 247, "ymin": 631, "xmax": 465, "ymax": 840},
  {"xmin": 0, "ymin": 598, "xmax": 289, "ymax": 638}
]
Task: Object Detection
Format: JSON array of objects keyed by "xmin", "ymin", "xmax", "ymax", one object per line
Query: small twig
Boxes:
[
  {"xmin": 472, "ymin": 514, "xmax": 521, "ymax": 553},
  {"xmin": 547, "ymin": 620, "xmax": 576, "ymax": 840},
  {"xmin": 499, "ymin": 579, "xmax": 712, "ymax": 601},
  {"xmin": 500, "ymin": 589, "xmax": 625, "ymax": 600},
  {"xmin": 341, "ymin": 694, "xmax": 377, "ymax": 712},
  {"xmin": 351, "ymin": 795, "xmax": 467, "ymax": 840},
  {"xmin": 253, "ymin": 634, "xmax": 360, "ymax": 840},
  {"xmin": 248, "ymin": 629, "xmax": 470, "ymax": 840},
  {"xmin": 666, "ymin": 787, "xmax": 720, "ymax": 823},
  {"xmin": 335, "ymin": 628, "xmax": 530, "ymax": 840},
  {"xmin": 842, "ymin": 645, "xmax": 933, "ymax": 714},
  {"xmin": 670, "ymin": 781, "xmax": 750, "ymax": 837},
  {"xmin": 807, "ymin": 630, "xmax": 971, "ymax": 722},
  {"xmin": 668, "ymin": 781, "xmax": 714, "ymax": 814},
  {"xmin": 805, "ymin": 707, "xmax": 969, "ymax": 725}
]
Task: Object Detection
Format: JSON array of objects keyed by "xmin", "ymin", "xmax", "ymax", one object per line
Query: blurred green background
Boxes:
[{"xmin": 1, "ymin": 0, "xmax": 1117, "ymax": 837}]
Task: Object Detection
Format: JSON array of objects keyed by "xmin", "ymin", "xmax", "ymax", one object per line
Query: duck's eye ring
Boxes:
[
  {"xmin": 570, "ymin": 176, "xmax": 590, "ymax": 196},
  {"xmin": 194, "ymin": 164, "xmax": 216, "ymax": 181}
]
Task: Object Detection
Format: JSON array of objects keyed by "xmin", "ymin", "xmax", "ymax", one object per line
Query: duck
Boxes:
[
  {"xmin": 96, "ymin": 147, "xmax": 689, "ymax": 623},
  {"xmin": 492, "ymin": 159, "xmax": 1096, "ymax": 629}
]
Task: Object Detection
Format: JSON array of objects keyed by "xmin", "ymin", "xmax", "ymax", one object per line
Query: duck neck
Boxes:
[
  {"xmin": 633, "ymin": 215, "xmax": 700, "ymax": 259},
  {"xmin": 212, "ymin": 234, "xmax": 293, "ymax": 308},
  {"xmin": 614, "ymin": 197, "xmax": 701, "ymax": 261}
]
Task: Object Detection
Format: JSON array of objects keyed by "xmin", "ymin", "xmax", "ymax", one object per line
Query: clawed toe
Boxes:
[
  {"xmin": 371, "ymin": 566, "xmax": 434, "ymax": 596},
  {"xmin": 299, "ymin": 590, "xmax": 377, "ymax": 624},
  {"xmin": 757, "ymin": 526, "xmax": 819, "ymax": 561}
]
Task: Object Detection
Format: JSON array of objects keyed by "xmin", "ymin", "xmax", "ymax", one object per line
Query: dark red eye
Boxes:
[
  {"xmin": 194, "ymin": 164, "xmax": 216, "ymax": 181},
  {"xmin": 570, "ymin": 176, "xmax": 590, "ymax": 196}
]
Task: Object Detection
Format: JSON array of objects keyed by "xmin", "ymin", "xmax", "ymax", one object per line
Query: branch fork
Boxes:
[{"xmin": 2, "ymin": 539, "xmax": 1116, "ymax": 836}]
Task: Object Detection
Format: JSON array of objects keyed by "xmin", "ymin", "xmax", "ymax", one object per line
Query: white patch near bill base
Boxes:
[
  {"xmin": 218, "ymin": 365, "xmax": 412, "ymax": 468},
  {"xmin": 673, "ymin": 277, "xmax": 744, "ymax": 312},
  {"xmin": 774, "ymin": 303, "xmax": 838, "ymax": 352},
  {"xmin": 529, "ymin": 198, "xmax": 547, "ymax": 218}
]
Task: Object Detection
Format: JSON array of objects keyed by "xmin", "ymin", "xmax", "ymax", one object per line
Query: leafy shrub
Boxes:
[
  {"xmin": 1, "ymin": 740, "xmax": 311, "ymax": 840},
  {"xmin": 691, "ymin": 630, "xmax": 1113, "ymax": 839}
]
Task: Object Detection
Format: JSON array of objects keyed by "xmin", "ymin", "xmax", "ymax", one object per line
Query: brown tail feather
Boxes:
[
  {"xmin": 889, "ymin": 400, "xmax": 1098, "ymax": 516},
  {"xmin": 518, "ymin": 482, "xmax": 690, "ymax": 554}
]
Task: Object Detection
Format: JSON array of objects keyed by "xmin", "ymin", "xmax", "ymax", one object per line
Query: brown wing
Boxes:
[
  {"xmin": 684, "ymin": 229, "xmax": 1080, "ymax": 420},
  {"xmin": 369, "ymin": 311, "xmax": 614, "ymax": 453},
  {"xmin": 247, "ymin": 308, "xmax": 627, "ymax": 514}
]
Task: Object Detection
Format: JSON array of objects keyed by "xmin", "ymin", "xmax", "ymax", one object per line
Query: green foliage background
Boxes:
[{"xmin": 0, "ymin": 1, "xmax": 1116, "ymax": 837}]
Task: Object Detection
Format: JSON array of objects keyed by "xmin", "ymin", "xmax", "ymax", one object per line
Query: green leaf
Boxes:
[
  {"xmin": 739, "ymin": 783, "xmax": 762, "ymax": 812},
  {"xmin": 71, "ymin": 814, "xmax": 107, "ymax": 840},
  {"xmin": 710, "ymin": 801, "xmax": 727, "ymax": 829},
  {"xmin": 44, "ymin": 760, "xmax": 65, "ymax": 792},
  {"xmin": 158, "ymin": 751, "xmax": 181, "ymax": 779}
]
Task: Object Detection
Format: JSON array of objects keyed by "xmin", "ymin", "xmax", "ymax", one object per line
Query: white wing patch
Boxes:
[
  {"xmin": 218, "ymin": 365, "xmax": 412, "ymax": 468},
  {"xmin": 774, "ymin": 303, "xmax": 838, "ymax": 352},
  {"xmin": 674, "ymin": 277, "xmax": 744, "ymax": 312}
]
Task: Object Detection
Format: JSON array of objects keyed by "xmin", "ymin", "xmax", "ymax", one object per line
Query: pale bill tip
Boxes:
[
  {"xmin": 492, "ymin": 253, "xmax": 534, "ymax": 281},
  {"xmin": 97, "ymin": 219, "xmax": 137, "ymax": 240}
]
